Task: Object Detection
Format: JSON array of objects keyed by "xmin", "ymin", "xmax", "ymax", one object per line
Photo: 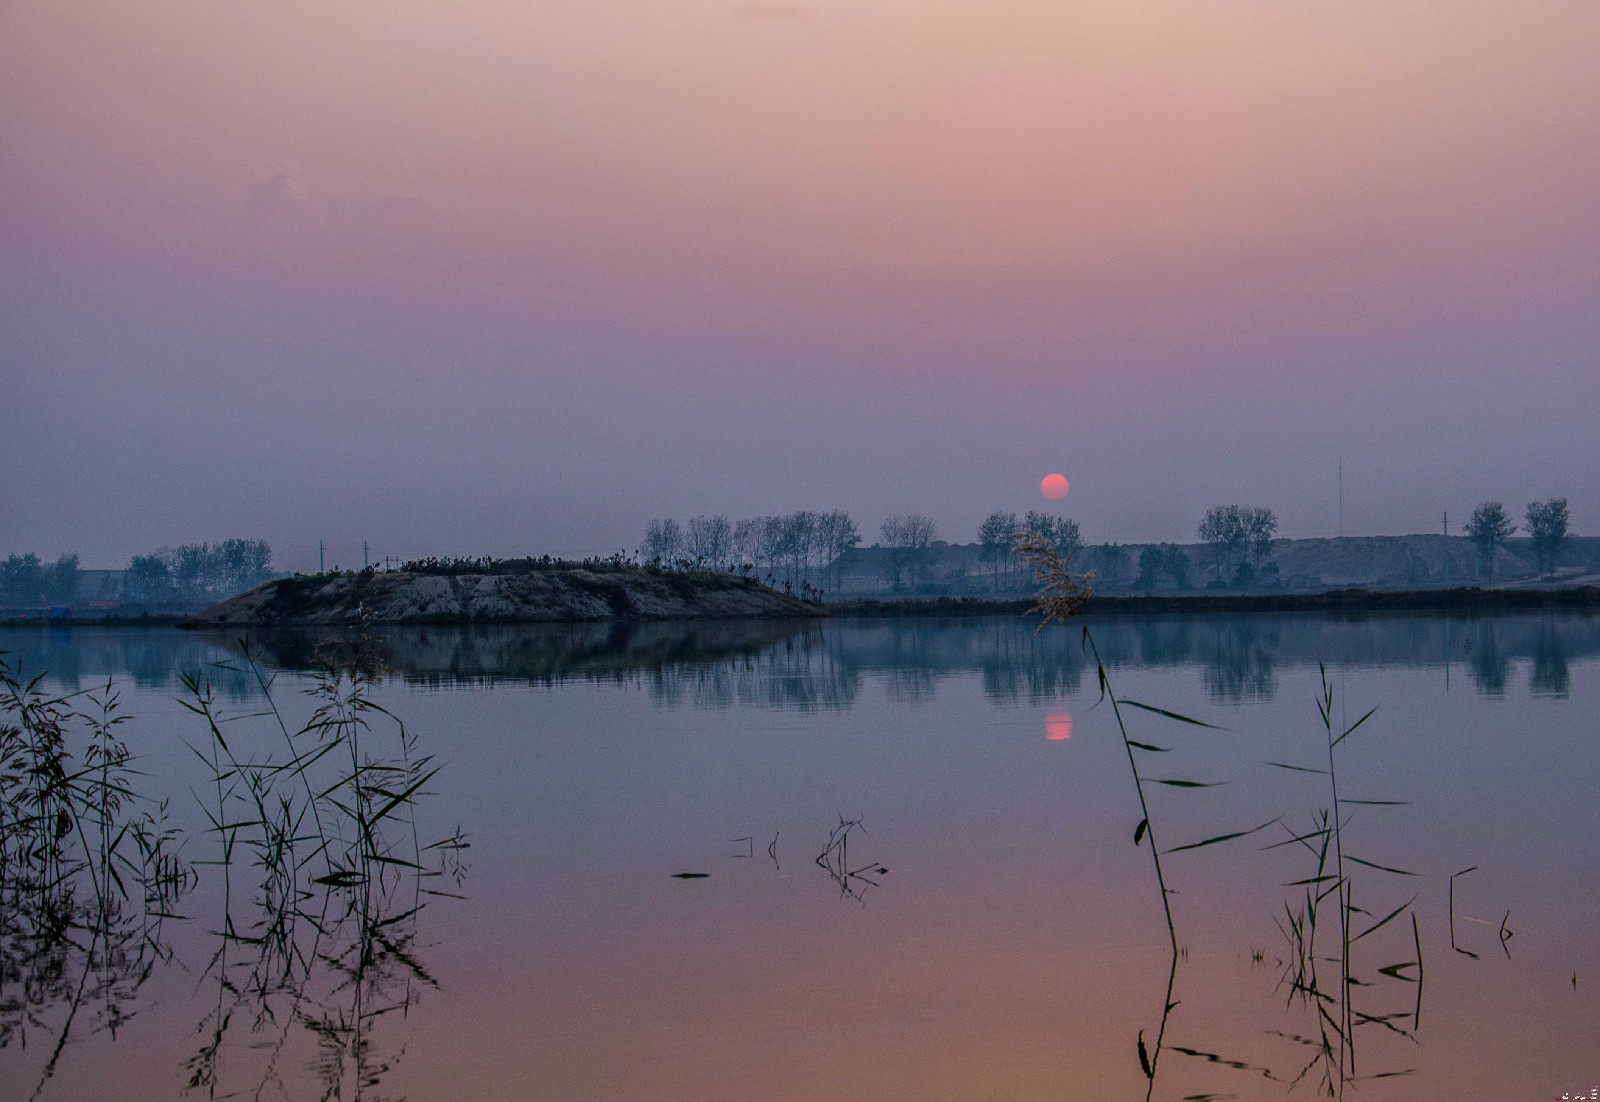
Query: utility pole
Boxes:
[
  {"xmin": 1443, "ymin": 511, "xmax": 1449, "ymax": 587},
  {"xmin": 364, "ymin": 541, "xmax": 369, "ymax": 569},
  {"xmin": 1338, "ymin": 456, "xmax": 1344, "ymax": 539},
  {"xmin": 319, "ymin": 540, "xmax": 324, "ymax": 573}
]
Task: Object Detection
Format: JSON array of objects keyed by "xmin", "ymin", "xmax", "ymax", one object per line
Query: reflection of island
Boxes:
[
  {"xmin": 234, "ymin": 619, "xmax": 819, "ymax": 690},
  {"xmin": 5, "ymin": 610, "xmax": 1596, "ymax": 708}
]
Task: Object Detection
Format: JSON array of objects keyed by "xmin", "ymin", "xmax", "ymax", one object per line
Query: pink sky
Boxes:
[{"xmin": 3, "ymin": 1, "xmax": 1597, "ymax": 568}]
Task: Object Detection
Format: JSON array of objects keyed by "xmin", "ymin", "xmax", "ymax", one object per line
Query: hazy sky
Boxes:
[{"xmin": 4, "ymin": 0, "xmax": 1597, "ymax": 570}]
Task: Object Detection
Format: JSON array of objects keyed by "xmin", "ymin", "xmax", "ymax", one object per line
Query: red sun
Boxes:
[
  {"xmin": 1045, "ymin": 710, "xmax": 1073, "ymax": 740},
  {"xmin": 1040, "ymin": 474, "xmax": 1070, "ymax": 500}
]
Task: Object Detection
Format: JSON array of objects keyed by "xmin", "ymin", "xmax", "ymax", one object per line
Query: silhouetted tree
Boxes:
[
  {"xmin": 1197, "ymin": 506, "xmax": 1244, "ymax": 583},
  {"xmin": 1197, "ymin": 505, "xmax": 1274, "ymax": 583},
  {"xmin": 1094, "ymin": 543, "xmax": 1130, "ymax": 589},
  {"xmin": 978, "ymin": 512, "xmax": 1018, "ymax": 591},
  {"xmin": 1164, "ymin": 545, "xmax": 1192, "ymax": 589},
  {"xmin": 0, "ymin": 553, "xmax": 44, "ymax": 607},
  {"xmin": 1465, "ymin": 501, "xmax": 1516, "ymax": 579},
  {"xmin": 43, "ymin": 553, "xmax": 79, "ymax": 606},
  {"xmin": 816, "ymin": 510, "xmax": 861, "ymax": 591},
  {"xmin": 1137, "ymin": 545, "xmax": 1164, "ymax": 591},
  {"xmin": 903, "ymin": 515, "xmax": 937, "ymax": 590},
  {"xmin": 1246, "ymin": 507, "xmax": 1278, "ymax": 568},
  {"xmin": 732, "ymin": 517, "xmax": 763, "ymax": 572},
  {"xmin": 1023, "ymin": 511, "xmax": 1082, "ymax": 557},
  {"xmin": 762, "ymin": 515, "xmax": 789, "ymax": 582},
  {"xmin": 879, "ymin": 517, "xmax": 909, "ymax": 591},
  {"xmin": 686, "ymin": 515, "xmax": 732, "ymax": 568},
  {"xmin": 640, "ymin": 518, "xmax": 684, "ymax": 563},
  {"xmin": 125, "ymin": 553, "xmax": 172, "ymax": 601},
  {"xmin": 217, "ymin": 538, "xmax": 272, "ymax": 593},
  {"xmin": 786, "ymin": 510, "xmax": 818, "ymax": 585},
  {"xmin": 1525, "ymin": 498, "xmax": 1570, "ymax": 577},
  {"xmin": 879, "ymin": 514, "xmax": 937, "ymax": 592}
]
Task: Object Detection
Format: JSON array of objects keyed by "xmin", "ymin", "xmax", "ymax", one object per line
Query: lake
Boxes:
[{"xmin": 1, "ymin": 611, "xmax": 1597, "ymax": 1101}]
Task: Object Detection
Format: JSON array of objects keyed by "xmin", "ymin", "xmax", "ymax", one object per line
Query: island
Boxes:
[{"xmin": 182, "ymin": 561, "xmax": 826, "ymax": 625}]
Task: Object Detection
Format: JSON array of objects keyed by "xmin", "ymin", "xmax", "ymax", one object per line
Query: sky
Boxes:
[{"xmin": 3, "ymin": 0, "xmax": 1597, "ymax": 570}]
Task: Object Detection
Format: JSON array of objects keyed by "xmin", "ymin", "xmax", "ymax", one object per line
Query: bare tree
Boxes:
[
  {"xmin": 816, "ymin": 510, "xmax": 861, "ymax": 592},
  {"xmin": 1197, "ymin": 506, "xmax": 1240, "ymax": 582},
  {"xmin": 978, "ymin": 511, "xmax": 1017, "ymax": 592},
  {"xmin": 762, "ymin": 515, "xmax": 788, "ymax": 583},
  {"xmin": 788, "ymin": 510, "xmax": 818, "ymax": 586},
  {"xmin": 1197, "ymin": 505, "xmax": 1272, "ymax": 584},
  {"xmin": 1465, "ymin": 501, "xmax": 1516, "ymax": 579},
  {"xmin": 686, "ymin": 515, "xmax": 732, "ymax": 568},
  {"xmin": 732, "ymin": 517, "xmax": 763, "ymax": 573},
  {"xmin": 1020, "ymin": 511, "xmax": 1081, "ymax": 585},
  {"xmin": 640, "ymin": 518, "xmax": 685, "ymax": 564},
  {"xmin": 879, "ymin": 516, "xmax": 910, "ymax": 591},
  {"xmin": 1524, "ymin": 498, "xmax": 1569, "ymax": 578},
  {"xmin": 1246, "ymin": 507, "xmax": 1278, "ymax": 568},
  {"xmin": 903, "ymin": 514, "xmax": 937, "ymax": 590}
]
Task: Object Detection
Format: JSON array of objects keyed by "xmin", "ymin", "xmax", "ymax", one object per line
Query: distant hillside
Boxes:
[
  {"xmin": 184, "ymin": 567, "xmax": 826, "ymax": 625},
  {"xmin": 827, "ymin": 535, "xmax": 1600, "ymax": 597}
]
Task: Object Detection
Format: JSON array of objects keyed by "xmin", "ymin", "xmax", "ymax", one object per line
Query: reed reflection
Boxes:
[{"xmin": 0, "ymin": 638, "xmax": 467, "ymax": 1101}]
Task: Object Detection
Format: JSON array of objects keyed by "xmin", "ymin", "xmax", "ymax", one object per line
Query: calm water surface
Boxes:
[{"xmin": 2, "ymin": 612, "xmax": 1597, "ymax": 1101}]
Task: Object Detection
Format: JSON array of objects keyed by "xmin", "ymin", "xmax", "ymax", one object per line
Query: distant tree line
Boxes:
[
  {"xmin": 0, "ymin": 553, "xmax": 80, "ymax": 607},
  {"xmin": 634, "ymin": 493, "xmax": 1577, "ymax": 598},
  {"xmin": 640, "ymin": 511, "xmax": 862, "ymax": 591},
  {"xmin": 977, "ymin": 511, "xmax": 1204, "ymax": 594},
  {"xmin": 125, "ymin": 539, "xmax": 274, "ymax": 602}
]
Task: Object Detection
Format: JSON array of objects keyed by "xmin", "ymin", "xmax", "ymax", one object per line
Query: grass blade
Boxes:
[{"xmin": 1117, "ymin": 699, "xmax": 1222, "ymax": 729}]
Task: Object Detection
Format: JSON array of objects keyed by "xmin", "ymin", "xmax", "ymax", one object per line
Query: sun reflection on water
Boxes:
[{"xmin": 1045, "ymin": 709, "xmax": 1073, "ymax": 740}]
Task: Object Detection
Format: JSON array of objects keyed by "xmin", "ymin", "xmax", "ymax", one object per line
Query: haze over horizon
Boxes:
[{"xmin": 4, "ymin": 1, "xmax": 1597, "ymax": 572}]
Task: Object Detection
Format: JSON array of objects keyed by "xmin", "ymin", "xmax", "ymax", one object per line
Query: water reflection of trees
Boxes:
[
  {"xmin": 7, "ymin": 610, "xmax": 1598, "ymax": 711},
  {"xmin": 1467, "ymin": 621, "xmax": 1510, "ymax": 698},
  {"xmin": 1529, "ymin": 617, "xmax": 1571, "ymax": 698}
]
